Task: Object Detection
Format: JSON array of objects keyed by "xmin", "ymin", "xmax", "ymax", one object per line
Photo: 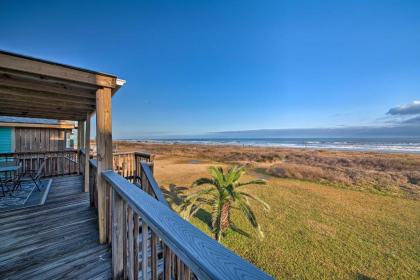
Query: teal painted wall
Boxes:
[{"xmin": 0, "ymin": 127, "xmax": 12, "ymax": 153}]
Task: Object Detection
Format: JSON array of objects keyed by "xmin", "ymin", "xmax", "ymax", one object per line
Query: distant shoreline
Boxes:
[{"xmin": 117, "ymin": 138, "xmax": 420, "ymax": 155}]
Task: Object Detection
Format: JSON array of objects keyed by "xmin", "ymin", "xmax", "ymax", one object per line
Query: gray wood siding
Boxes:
[{"xmin": 14, "ymin": 127, "xmax": 71, "ymax": 152}]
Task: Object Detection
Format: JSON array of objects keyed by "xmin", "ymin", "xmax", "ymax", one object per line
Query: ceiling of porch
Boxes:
[{"xmin": 0, "ymin": 50, "xmax": 124, "ymax": 121}]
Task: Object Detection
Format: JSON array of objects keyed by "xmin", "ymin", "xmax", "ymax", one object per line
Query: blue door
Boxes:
[{"xmin": 0, "ymin": 127, "xmax": 12, "ymax": 153}]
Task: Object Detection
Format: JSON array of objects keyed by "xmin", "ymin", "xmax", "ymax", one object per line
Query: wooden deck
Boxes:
[{"xmin": 0, "ymin": 175, "xmax": 112, "ymax": 280}]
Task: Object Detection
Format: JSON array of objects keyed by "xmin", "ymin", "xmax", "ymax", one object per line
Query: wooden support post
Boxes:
[
  {"xmin": 112, "ymin": 190, "xmax": 124, "ymax": 279},
  {"xmin": 96, "ymin": 87, "xmax": 113, "ymax": 244},
  {"xmin": 77, "ymin": 121, "xmax": 81, "ymax": 150},
  {"xmin": 80, "ymin": 121, "xmax": 85, "ymax": 175},
  {"xmin": 80, "ymin": 121, "xmax": 85, "ymax": 150},
  {"xmin": 84, "ymin": 114, "xmax": 91, "ymax": 192}
]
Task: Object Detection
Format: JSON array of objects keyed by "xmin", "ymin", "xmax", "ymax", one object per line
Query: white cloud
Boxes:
[{"xmin": 387, "ymin": 100, "xmax": 420, "ymax": 115}]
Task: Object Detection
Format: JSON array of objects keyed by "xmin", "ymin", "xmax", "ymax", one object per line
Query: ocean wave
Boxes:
[{"xmin": 139, "ymin": 138, "xmax": 420, "ymax": 154}]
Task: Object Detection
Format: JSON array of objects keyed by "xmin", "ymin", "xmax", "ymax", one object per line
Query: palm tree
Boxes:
[{"xmin": 181, "ymin": 166, "xmax": 270, "ymax": 242}]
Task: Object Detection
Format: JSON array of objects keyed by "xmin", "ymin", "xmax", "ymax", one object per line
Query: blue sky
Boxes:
[{"xmin": 1, "ymin": 0, "xmax": 419, "ymax": 138}]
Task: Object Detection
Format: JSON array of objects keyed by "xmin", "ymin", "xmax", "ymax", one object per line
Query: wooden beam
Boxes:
[
  {"xmin": 0, "ymin": 105, "xmax": 88, "ymax": 117},
  {"xmin": 0, "ymin": 87, "xmax": 96, "ymax": 107},
  {"xmin": 84, "ymin": 115, "xmax": 91, "ymax": 192},
  {"xmin": 0, "ymin": 100, "xmax": 94, "ymax": 115},
  {"xmin": 0, "ymin": 72, "xmax": 96, "ymax": 99},
  {"xmin": 0, "ymin": 68, "xmax": 99, "ymax": 91},
  {"xmin": 96, "ymin": 87, "xmax": 113, "ymax": 244},
  {"xmin": 0, "ymin": 94, "xmax": 95, "ymax": 111},
  {"xmin": 0, "ymin": 109, "xmax": 87, "ymax": 120},
  {"xmin": 0, "ymin": 85, "xmax": 96, "ymax": 105},
  {"xmin": 0, "ymin": 52, "xmax": 117, "ymax": 88},
  {"xmin": 0, "ymin": 122, "xmax": 75, "ymax": 129}
]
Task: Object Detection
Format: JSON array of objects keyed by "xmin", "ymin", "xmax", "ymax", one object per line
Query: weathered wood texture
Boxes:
[
  {"xmin": 0, "ymin": 175, "xmax": 112, "ymax": 280},
  {"xmin": 0, "ymin": 150, "xmax": 79, "ymax": 177},
  {"xmin": 0, "ymin": 51, "xmax": 117, "ymax": 88},
  {"xmin": 0, "ymin": 51, "xmax": 124, "ymax": 120},
  {"xmin": 96, "ymin": 87, "xmax": 113, "ymax": 244},
  {"xmin": 14, "ymin": 127, "xmax": 71, "ymax": 152},
  {"xmin": 113, "ymin": 152, "xmax": 154, "ymax": 182},
  {"xmin": 84, "ymin": 116, "xmax": 91, "ymax": 192},
  {"xmin": 139, "ymin": 162, "xmax": 168, "ymax": 206}
]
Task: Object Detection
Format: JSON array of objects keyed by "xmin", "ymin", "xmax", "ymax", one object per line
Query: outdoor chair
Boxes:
[
  {"xmin": 16, "ymin": 161, "xmax": 46, "ymax": 192},
  {"xmin": 0, "ymin": 160, "xmax": 21, "ymax": 196},
  {"xmin": 0, "ymin": 177, "xmax": 11, "ymax": 197}
]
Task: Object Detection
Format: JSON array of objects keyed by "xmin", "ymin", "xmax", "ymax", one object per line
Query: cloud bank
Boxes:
[
  {"xmin": 388, "ymin": 101, "xmax": 420, "ymax": 116},
  {"xmin": 209, "ymin": 100, "xmax": 420, "ymax": 138}
]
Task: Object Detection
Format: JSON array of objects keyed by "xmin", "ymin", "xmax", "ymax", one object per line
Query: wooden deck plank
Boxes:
[{"xmin": 0, "ymin": 175, "xmax": 112, "ymax": 280}]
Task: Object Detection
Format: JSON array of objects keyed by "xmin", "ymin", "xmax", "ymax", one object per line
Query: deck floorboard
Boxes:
[{"xmin": 0, "ymin": 175, "xmax": 111, "ymax": 280}]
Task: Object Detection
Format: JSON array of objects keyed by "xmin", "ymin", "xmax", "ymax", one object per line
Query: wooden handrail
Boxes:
[
  {"xmin": 0, "ymin": 150, "xmax": 79, "ymax": 177},
  {"xmin": 134, "ymin": 151, "xmax": 154, "ymax": 161},
  {"xmin": 103, "ymin": 170, "xmax": 272, "ymax": 280},
  {"xmin": 139, "ymin": 162, "xmax": 168, "ymax": 207},
  {"xmin": 0, "ymin": 150, "xmax": 78, "ymax": 156}
]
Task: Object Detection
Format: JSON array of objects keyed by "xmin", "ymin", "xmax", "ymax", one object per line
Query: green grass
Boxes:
[{"xmin": 167, "ymin": 172, "xmax": 420, "ymax": 279}]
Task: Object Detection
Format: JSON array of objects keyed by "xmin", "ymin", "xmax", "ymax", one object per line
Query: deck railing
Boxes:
[
  {"xmin": 89, "ymin": 151, "xmax": 166, "ymax": 207},
  {"xmin": 113, "ymin": 151, "xmax": 154, "ymax": 182},
  {"xmin": 97, "ymin": 169, "xmax": 271, "ymax": 280},
  {"xmin": 0, "ymin": 150, "xmax": 79, "ymax": 177},
  {"xmin": 87, "ymin": 152, "xmax": 271, "ymax": 279}
]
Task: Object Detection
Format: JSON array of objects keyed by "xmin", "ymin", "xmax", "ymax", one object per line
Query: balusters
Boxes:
[
  {"xmin": 107, "ymin": 183, "xmax": 113, "ymax": 244},
  {"xmin": 133, "ymin": 213, "xmax": 140, "ymax": 280},
  {"xmin": 127, "ymin": 207, "xmax": 135, "ymax": 280},
  {"xmin": 123, "ymin": 204, "xmax": 128, "ymax": 279},
  {"xmin": 111, "ymin": 190, "xmax": 124, "ymax": 279},
  {"xmin": 141, "ymin": 221, "xmax": 149, "ymax": 280},
  {"xmin": 164, "ymin": 245, "xmax": 171, "ymax": 280},
  {"xmin": 151, "ymin": 232, "xmax": 158, "ymax": 280}
]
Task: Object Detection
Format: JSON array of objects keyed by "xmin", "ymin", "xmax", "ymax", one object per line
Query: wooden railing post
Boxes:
[
  {"xmin": 96, "ymin": 87, "xmax": 113, "ymax": 244},
  {"xmin": 81, "ymin": 121, "xmax": 86, "ymax": 175},
  {"xmin": 84, "ymin": 115, "xmax": 91, "ymax": 192},
  {"xmin": 112, "ymin": 189, "xmax": 124, "ymax": 279}
]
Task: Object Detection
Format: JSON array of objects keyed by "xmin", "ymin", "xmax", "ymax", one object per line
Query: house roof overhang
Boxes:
[{"xmin": 0, "ymin": 50, "xmax": 125, "ymax": 121}]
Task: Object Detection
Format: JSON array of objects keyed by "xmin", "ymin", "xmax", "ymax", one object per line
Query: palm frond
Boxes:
[
  {"xmin": 236, "ymin": 197, "xmax": 258, "ymax": 228},
  {"xmin": 230, "ymin": 222, "xmax": 251, "ymax": 238},
  {"xmin": 227, "ymin": 166, "xmax": 245, "ymax": 185},
  {"xmin": 192, "ymin": 177, "xmax": 215, "ymax": 187},
  {"xmin": 182, "ymin": 201, "xmax": 210, "ymax": 220},
  {"xmin": 236, "ymin": 179, "xmax": 267, "ymax": 188},
  {"xmin": 209, "ymin": 166, "xmax": 225, "ymax": 185},
  {"xmin": 238, "ymin": 192, "xmax": 270, "ymax": 211},
  {"xmin": 180, "ymin": 188, "xmax": 216, "ymax": 218}
]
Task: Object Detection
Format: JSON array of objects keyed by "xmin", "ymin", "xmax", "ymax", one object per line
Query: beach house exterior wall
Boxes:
[
  {"xmin": 0, "ymin": 127, "xmax": 13, "ymax": 153},
  {"xmin": 0, "ymin": 117, "xmax": 75, "ymax": 152}
]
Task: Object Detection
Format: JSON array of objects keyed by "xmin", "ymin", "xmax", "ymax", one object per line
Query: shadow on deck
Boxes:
[{"xmin": 0, "ymin": 175, "xmax": 111, "ymax": 280}]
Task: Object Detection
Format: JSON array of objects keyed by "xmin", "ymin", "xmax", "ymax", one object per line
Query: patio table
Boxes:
[
  {"xmin": 0, "ymin": 165, "xmax": 21, "ymax": 173},
  {"xmin": 0, "ymin": 165, "xmax": 22, "ymax": 196}
]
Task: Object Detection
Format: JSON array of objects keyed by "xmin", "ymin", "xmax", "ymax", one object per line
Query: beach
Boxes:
[{"xmin": 115, "ymin": 140, "xmax": 420, "ymax": 200}]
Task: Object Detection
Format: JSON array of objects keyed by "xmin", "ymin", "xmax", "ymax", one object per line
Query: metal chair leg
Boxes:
[{"xmin": 32, "ymin": 177, "xmax": 42, "ymax": 192}]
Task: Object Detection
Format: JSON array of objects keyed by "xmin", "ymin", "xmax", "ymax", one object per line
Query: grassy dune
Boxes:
[{"xmin": 116, "ymin": 141, "xmax": 420, "ymax": 279}]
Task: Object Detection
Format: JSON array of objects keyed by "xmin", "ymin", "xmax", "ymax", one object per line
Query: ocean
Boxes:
[{"xmin": 140, "ymin": 138, "xmax": 420, "ymax": 154}]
